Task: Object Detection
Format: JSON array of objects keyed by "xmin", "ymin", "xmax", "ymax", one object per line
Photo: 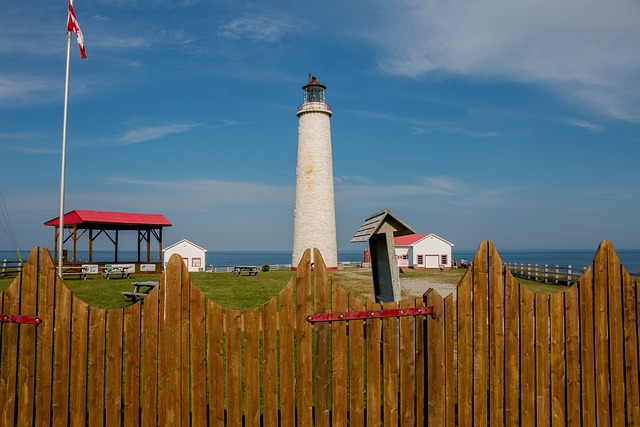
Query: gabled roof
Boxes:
[
  {"xmin": 163, "ymin": 239, "xmax": 207, "ymax": 253},
  {"xmin": 394, "ymin": 233, "xmax": 455, "ymax": 247},
  {"xmin": 351, "ymin": 209, "xmax": 415, "ymax": 242},
  {"xmin": 44, "ymin": 210, "xmax": 172, "ymax": 229},
  {"xmin": 394, "ymin": 233, "xmax": 429, "ymax": 246}
]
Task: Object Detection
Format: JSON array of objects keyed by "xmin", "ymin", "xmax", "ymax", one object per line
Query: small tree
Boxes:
[{"xmin": 262, "ymin": 264, "xmax": 270, "ymax": 272}]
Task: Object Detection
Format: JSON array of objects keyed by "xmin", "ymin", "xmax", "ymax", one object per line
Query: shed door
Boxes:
[{"xmin": 425, "ymin": 255, "xmax": 439, "ymax": 268}]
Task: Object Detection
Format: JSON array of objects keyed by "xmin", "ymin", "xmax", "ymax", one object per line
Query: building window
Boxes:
[
  {"xmin": 192, "ymin": 258, "xmax": 202, "ymax": 268},
  {"xmin": 417, "ymin": 255, "xmax": 424, "ymax": 264},
  {"xmin": 441, "ymin": 255, "xmax": 448, "ymax": 265}
]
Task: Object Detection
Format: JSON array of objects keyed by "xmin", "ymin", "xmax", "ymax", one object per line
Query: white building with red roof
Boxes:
[{"xmin": 394, "ymin": 233, "xmax": 455, "ymax": 269}]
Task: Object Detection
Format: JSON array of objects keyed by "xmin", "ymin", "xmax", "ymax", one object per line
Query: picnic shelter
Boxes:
[{"xmin": 44, "ymin": 209, "xmax": 172, "ymax": 265}]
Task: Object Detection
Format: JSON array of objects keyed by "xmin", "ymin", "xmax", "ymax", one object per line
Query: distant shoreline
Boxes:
[{"xmin": 2, "ymin": 248, "xmax": 640, "ymax": 272}]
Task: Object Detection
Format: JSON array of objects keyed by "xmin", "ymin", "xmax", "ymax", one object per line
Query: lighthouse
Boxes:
[{"xmin": 292, "ymin": 75, "xmax": 338, "ymax": 269}]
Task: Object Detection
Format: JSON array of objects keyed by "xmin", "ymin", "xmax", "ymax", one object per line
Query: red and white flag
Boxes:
[{"xmin": 67, "ymin": 0, "xmax": 86, "ymax": 59}]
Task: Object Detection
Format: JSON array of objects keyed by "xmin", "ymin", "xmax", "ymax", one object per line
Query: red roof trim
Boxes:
[
  {"xmin": 394, "ymin": 233, "xmax": 429, "ymax": 246},
  {"xmin": 44, "ymin": 210, "xmax": 172, "ymax": 227}
]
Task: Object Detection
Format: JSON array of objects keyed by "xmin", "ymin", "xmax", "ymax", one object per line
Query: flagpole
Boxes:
[{"xmin": 58, "ymin": 29, "xmax": 72, "ymax": 277}]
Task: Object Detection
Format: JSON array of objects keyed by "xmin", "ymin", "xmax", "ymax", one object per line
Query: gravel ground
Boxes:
[{"xmin": 401, "ymin": 277, "xmax": 457, "ymax": 299}]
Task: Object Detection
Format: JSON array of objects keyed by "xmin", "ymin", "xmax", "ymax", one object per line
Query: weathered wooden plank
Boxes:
[
  {"xmin": 622, "ymin": 270, "xmax": 640, "ymax": 425},
  {"xmin": 0, "ymin": 264, "xmax": 21, "ymax": 426},
  {"xmin": 244, "ymin": 307, "xmax": 262, "ymax": 427},
  {"xmin": 607, "ymin": 244, "xmax": 625, "ymax": 426},
  {"xmin": 190, "ymin": 285, "xmax": 208, "ymax": 426},
  {"xmin": 35, "ymin": 248, "xmax": 56, "ymax": 426},
  {"xmin": 579, "ymin": 267, "xmax": 597, "ymax": 426},
  {"xmin": 399, "ymin": 298, "xmax": 416, "ymax": 427},
  {"xmin": 504, "ymin": 272, "xmax": 521, "ymax": 426},
  {"xmin": 473, "ymin": 241, "xmax": 489, "ymax": 424},
  {"xmin": 456, "ymin": 265, "xmax": 474, "ymax": 425},
  {"xmin": 550, "ymin": 292, "xmax": 566, "ymax": 426},
  {"xmin": 15, "ymin": 248, "xmax": 38, "ymax": 426},
  {"xmin": 69, "ymin": 298, "xmax": 90, "ymax": 427},
  {"xmin": 296, "ymin": 249, "xmax": 313, "ymax": 426},
  {"xmin": 348, "ymin": 294, "xmax": 365, "ymax": 426},
  {"xmin": 207, "ymin": 300, "xmax": 225, "ymax": 426},
  {"xmin": 331, "ymin": 282, "xmax": 348, "ymax": 426},
  {"xmin": 52, "ymin": 276, "xmax": 72, "ymax": 427},
  {"xmin": 366, "ymin": 300, "xmax": 382, "ymax": 426},
  {"xmin": 520, "ymin": 287, "xmax": 536, "ymax": 427},
  {"xmin": 425, "ymin": 290, "xmax": 445, "ymax": 426},
  {"xmin": 313, "ymin": 249, "xmax": 331, "ymax": 427},
  {"xmin": 383, "ymin": 302, "xmax": 399, "ymax": 426},
  {"xmin": 105, "ymin": 309, "xmax": 124, "ymax": 427},
  {"xmin": 159, "ymin": 255, "xmax": 184, "ymax": 426},
  {"xmin": 637, "ymin": 271, "xmax": 640, "ymax": 426},
  {"xmin": 141, "ymin": 282, "xmax": 159, "ymax": 427},
  {"xmin": 179, "ymin": 267, "xmax": 191, "ymax": 427},
  {"xmin": 279, "ymin": 279, "xmax": 295, "ymax": 425},
  {"xmin": 488, "ymin": 242, "xmax": 505, "ymax": 427},
  {"xmin": 87, "ymin": 308, "xmax": 106, "ymax": 427},
  {"xmin": 564, "ymin": 285, "xmax": 581, "ymax": 426},
  {"xmin": 443, "ymin": 292, "xmax": 456, "ymax": 427},
  {"xmin": 262, "ymin": 297, "xmax": 279, "ymax": 426},
  {"xmin": 226, "ymin": 308, "xmax": 243, "ymax": 426},
  {"xmin": 535, "ymin": 294, "xmax": 550, "ymax": 426},
  {"xmin": 415, "ymin": 295, "xmax": 426, "ymax": 427},
  {"xmin": 123, "ymin": 303, "xmax": 141, "ymax": 427},
  {"xmin": 593, "ymin": 243, "xmax": 611, "ymax": 426}
]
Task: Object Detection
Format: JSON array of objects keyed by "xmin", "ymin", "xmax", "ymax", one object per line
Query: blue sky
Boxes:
[{"xmin": 1, "ymin": 0, "xmax": 639, "ymax": 254}]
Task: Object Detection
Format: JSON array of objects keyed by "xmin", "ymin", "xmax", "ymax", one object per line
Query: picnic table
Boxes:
[
  {"xmin": 60, "ymin": 266, "xmax": 88, "ymax": 279},
  {"xmin": 121, "ymin": 281, "xmax": 158, "ymax": 302},
  {"xmin": 102, "ymin": 265, "xmax": 132, "ymax": 279},
  {"xmin": 233, "ymin": 266, "xmax": 260, "ymax": 276}
]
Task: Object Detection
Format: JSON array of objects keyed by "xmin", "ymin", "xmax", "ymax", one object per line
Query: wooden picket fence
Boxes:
[{"xmin": 0, "ymin": 241, "xmax": 638, "ymax": 425}]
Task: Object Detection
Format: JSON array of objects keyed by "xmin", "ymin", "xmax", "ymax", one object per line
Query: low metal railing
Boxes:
[{"xmin": 505, "ymin": 262, "xmax": 588, "ymax": 285}]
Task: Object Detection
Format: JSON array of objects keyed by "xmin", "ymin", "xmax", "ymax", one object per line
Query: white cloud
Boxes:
[
  {"xmin": 217, "ymin": 16, "xmax": 295, "ymax": 42},
  {"xmin": 119, "ymin": 123, "xmax": 199, "ymax": 144},
  {"xmin": 370, "ymin": 0, "xmax": 640, "ymax": 121},
  {"xmin": 335, "ymin": 174, "xmax": 517, "ymax": 207},
  {"xmin": 0, "ymin": 76, "xmax": 60, "ymax": 105},
  {"xmin": 565, "ymin": 118, "xmax": 603, "ymax": 133},
  {"xmin": 100, "ymin": 176, "xmax": 293, "ymax": 208}
]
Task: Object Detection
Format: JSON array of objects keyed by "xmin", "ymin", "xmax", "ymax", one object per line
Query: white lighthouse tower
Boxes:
[{"xmin": 292, "ymin": 75, "xmax": 338, "ymax": 269}]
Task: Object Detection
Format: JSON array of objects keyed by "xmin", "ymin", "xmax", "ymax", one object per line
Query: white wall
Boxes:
[{"xmin": 164, "ymin": 241, "xmax": 206, "ymax": 272}]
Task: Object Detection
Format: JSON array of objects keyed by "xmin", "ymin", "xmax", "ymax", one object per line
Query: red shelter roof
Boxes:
[{"xmin": 44, "ymin": 209, "xmax": 172, "ymax": 229}]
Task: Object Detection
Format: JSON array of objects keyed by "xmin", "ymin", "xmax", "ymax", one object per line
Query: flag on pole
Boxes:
[{"xmin": 67, "ymin": 0, "xmax": 86, "ymax": 59}]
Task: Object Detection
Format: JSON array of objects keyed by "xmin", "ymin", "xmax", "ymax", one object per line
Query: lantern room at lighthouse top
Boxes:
[{"xmin": 297, "ymin": 75, "xmax": 332, "ymax": 116}]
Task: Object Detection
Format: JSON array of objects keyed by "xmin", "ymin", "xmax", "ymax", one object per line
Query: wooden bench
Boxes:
[
  {"xmin": 232, "ymin": 266, "xmax": 260, "ymax": 276},
  {"xmin": 121, "ymin": 281, "xmax": 158, "ymax": 302}
]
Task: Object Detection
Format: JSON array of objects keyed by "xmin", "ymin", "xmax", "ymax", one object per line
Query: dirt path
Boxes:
[{"xmin": 400, "ymin": 277, "xmax": 457, "ymax": 299}]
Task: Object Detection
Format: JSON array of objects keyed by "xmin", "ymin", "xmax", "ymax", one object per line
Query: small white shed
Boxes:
[
  {"xmin": 163, "ymin": 239, "xmax": 208, "ymax": 272},
  {"xmin": 394, "ymin": 233, "xmax": 454, "ymax": 269}
]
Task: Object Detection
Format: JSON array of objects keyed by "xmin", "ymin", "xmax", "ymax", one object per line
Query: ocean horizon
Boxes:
[{"xmin": 2, "ymin": 247, "xmax": 640, "ymax": 272}]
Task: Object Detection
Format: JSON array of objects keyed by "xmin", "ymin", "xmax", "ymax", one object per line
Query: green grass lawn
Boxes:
[{"xmin": 0, "ymin": 268, "xmax": 571, "ymax": 310}]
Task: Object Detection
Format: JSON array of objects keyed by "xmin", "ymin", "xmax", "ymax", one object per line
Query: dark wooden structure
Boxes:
[
  {"xmin": 44, "ymin": 210, "xmax": 171, "ymax": 264},
  {"xmin": 351, "ymin": 209, "xmax": 414, "ymax": 302}
]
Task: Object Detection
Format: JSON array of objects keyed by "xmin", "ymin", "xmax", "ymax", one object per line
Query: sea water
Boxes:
[
  {"xmin": 452, "ymin": 248, "xmax": 640, "ymax": 274},
  {"xmin": 0, "ymin": 249, "xmax": 365, "ymax": 268},
  {"xmin": 2, "ymin": 248, "xmax": 640, "ymax": 273}
]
